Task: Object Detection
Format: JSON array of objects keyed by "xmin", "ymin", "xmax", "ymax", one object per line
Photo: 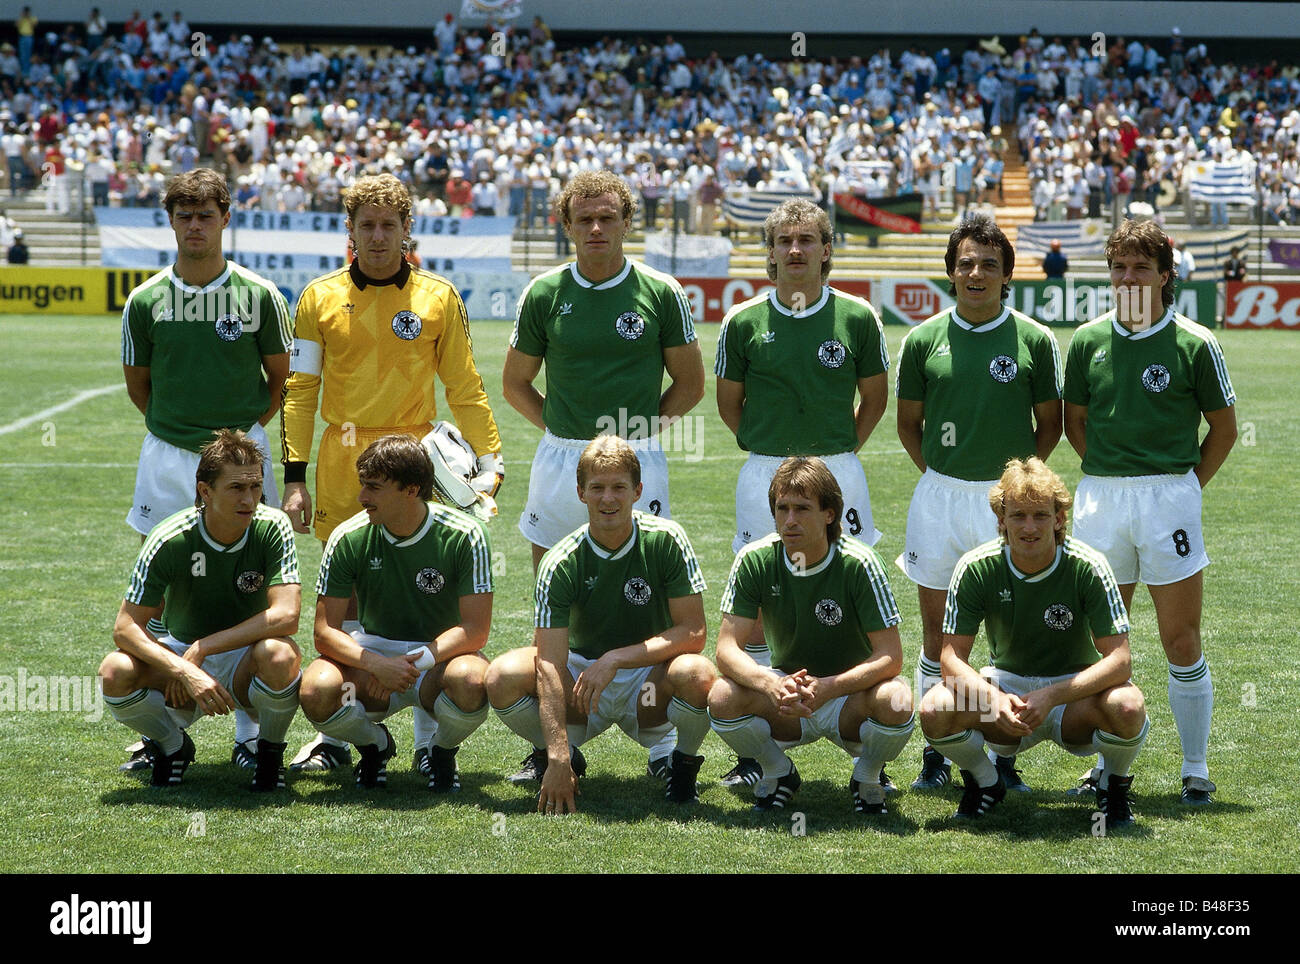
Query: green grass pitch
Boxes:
[{"xmin": 0, "ymin": 313, "xmax": 1295, "ymax": 874}]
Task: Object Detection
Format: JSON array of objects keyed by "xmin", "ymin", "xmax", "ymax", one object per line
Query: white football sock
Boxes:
[
  {"xmin": 233, "ymin": 709, "xmax": 259, "ymax": 745},
  {"xmin": 1168, "ymin": 657, "xmax": 1213, "ymax": 780},
  {"xmin": 853, "ymin": 714, "xmax": 916, "ymax": 784},
  {"xmin": 495, "ymin": 694, "xmax": 545, "ymax": 749},
  {"xmin": 317, "ymin": 701, "xmax": 386, "ymax": 749},
  {"xmin": 412, "ymin": 704, "xmax": 438, "ymax": 755},
  {"xmin": 708, "ymin": 712, "xmax": 791, "ymax": 779},
  {"xmin": 432, "ymin": 690, "xmax": 488, "ymax": 749},
  {"xmin": 931, "ymin": 728, "xmax": 997, "ymax": 787},
  {"xmin": 1096, "ymin": 717, "xmax": 1150, "ymax": 789},
  {"xmin": 667, "ymin": 696, "xmax": 709, "ymax": 756},
  {"xmin": 247, "ymin": 673, "xmax": 300, "ymax": 744},
  {"xmin": 106, "ymin": 688, "xmax": 184, "ymax": 755}
]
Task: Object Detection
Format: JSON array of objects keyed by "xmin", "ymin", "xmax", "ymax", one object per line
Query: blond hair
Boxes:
[
  {"xmin": 988, "ymin": 457, "xmax": 1072, "ymax": 545},
  {"xmin": 344, "ymin": 173, "xmax": 412, "ymax": 223},
  {"xmin": 577, "ymin": 435, "xmax": 641, "ymax": 488}
]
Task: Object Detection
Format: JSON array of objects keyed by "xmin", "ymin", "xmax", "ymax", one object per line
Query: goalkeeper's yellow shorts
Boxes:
[{"xmin": 313, "ymin": 422, "xmax": 430, "ymax": 541}]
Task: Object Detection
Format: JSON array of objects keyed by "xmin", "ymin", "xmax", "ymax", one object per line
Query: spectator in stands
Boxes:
[
  {"xmin": 1223, "ymin": 245, "xmax": 1247, "ymax": 282},
  {"xmin": 8, "ymin": 227, "xmax": 29, "ymax": 263},
  {"xmin": 1042, "ymin": 239, "xmax": 1069, "ymax": 278}
]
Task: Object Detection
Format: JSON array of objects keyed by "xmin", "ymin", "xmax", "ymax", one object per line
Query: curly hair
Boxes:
[
  {"xmin": 763, "ymin": 198, "xmax": 833, "ymax": 283},
  {"xmin": 344, "ymin": 173, "xmax": 412, "ymax": 223},
  {"xmin": 553, "ymin": 170, "xmax": 637, "ymax": 233}
]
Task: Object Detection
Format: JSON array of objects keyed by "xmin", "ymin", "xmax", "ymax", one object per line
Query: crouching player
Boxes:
[
  {"xmin": 920, "ymin": 458, "xmax": 1148, "ymax": 827},
  {"xmin": 485, "ymin": 436, "xmax": 715, "ymax": 812},
  {"xmin": 101, "ymin": 429, "xmax": 302, "ymax": 791},
  {"xmin": 298, "ymin": 435, "xmax": 491, "ymax": 791},
  {"xmin": 708, "ymin": 457, "xmax": 914, "ymax": 815}
]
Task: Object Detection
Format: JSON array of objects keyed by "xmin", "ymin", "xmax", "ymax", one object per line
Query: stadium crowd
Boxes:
[{"xmin": 2, "ymin": 10, "xmax": 1299, "ymax": 228}]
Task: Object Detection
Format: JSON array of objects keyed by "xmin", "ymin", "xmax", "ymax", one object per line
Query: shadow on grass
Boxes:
[
  {"xmin": 483, "ymin": 772, "xmax": 925, "ymax": 833},
  {"xmin": 99, "ymin": 763, "xmax": 510, "ymax": 813}
]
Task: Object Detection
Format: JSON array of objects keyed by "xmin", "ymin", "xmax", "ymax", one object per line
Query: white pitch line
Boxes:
[{"xmin": 0, "ymin": 385, "xmax": 125, "ymax": 437}]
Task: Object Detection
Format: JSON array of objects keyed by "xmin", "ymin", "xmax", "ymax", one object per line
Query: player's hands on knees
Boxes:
[
  {"xmin": 994, "ymin": 691, "xmax": 1034, "ymax": 736},
  {"xmin": 171, "ymin": 662, "xmax": 236, "ymax": 716},
  {"xmin": 282, "ymin": 482, "xmax": 312, "ymax": 534},
  {"xmin": 572, "ymin": 655, "xmax": 617, "ymax": 717},
  {"xmin": 538, "ymin": 762, "xmax": 579, "ymax": 815},
  {"xmin": 369, "ymin": 652, "xmax": 420, "ymax": 696}
]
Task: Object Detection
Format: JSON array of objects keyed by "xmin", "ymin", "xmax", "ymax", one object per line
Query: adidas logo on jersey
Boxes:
[
  {"xmin": 760, "ymin": 331, "xmax": 776, "ymax": 344},
  {"xmin": 999, "ymin": 589, "xmax": 1012, "ymax": 603},
  {"xmin": 369, "ymin": 557, "xmax": 382, "ymax": 570},
  {"xmin": 585, "ymin": 576, "xmax": 598, "ymax": 590},
  {"xmin": 559, "ymin": 302, "xmax": 573, "ymax": 316}
]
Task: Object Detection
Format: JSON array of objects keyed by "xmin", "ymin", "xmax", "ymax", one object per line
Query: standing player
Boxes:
[
  {"xmin": 297, "ymin": 436, "xmax": 492, "ymax": 791},
  {"xmin": 501, "ymin": 169, "xmax": 705, "ymax": 782},
  {"xmin": 716, "ymin": 197, "xmax": 888, "ymax": 552},
  {"xmin": 1063, "ymin": 220, "xmax": 1236, "ymax": 805},
  {"xmin": 921, "ymin": 458, "xmax": 1147, "ymax": 826},
  {"xmin": 895, "ymin": 214, "xmax": 1063, "ymax": 792},
  {"xmin": 484, "ymin": 437, "xmax": 716, "ymax": 811},
  {"xmin": 100, "ymin": 430, "xmax": 303, "ymax": 791},
  {"xmin": 708, "ymin": 457, "xmax": 914, "ymax": 815},
  {"xmin": 281, "ymin": 172, "xmax": 503, "ymax": 774},
  {"xmin": 714, "ymin": 197, "xmax": 889, "ymax": 786},
  {"xmin": 121, "ymin": 167, "xmax": 293, "ymax": 772},
  {"xmin": 503, "ymin": 169, "xmax": 705, "ymax": 571}
]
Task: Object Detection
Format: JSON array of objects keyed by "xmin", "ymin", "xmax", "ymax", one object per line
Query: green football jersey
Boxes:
[
  {"xmin": 535, "ymin": 511, "xmax": 706, "ymax": 660},
  {"xmin": 895, "ymin": 306, "xmax": 1062, "ymax": 480},
  {"xmin": 510, "ymin": 258, "xmax": 696, "ymax": 440},
  {"xmin": 126, "ymin": 503, "xmax": 300, "ymax": 644},
  {"xmin": 944, "ymin": 537, "xmax": 1129, "ymax": 676},
  {"xmin": 722, "ymin": 534, "xmax": 900, "ymax": 678},
  {"xmin": 1064, "ymin": 309, "xmax": 1235, "ymax": 477},
  {"xmin": 317, "ymin": 503, "xmax": 492, "ymax": 644},
  {"xmin": 121, "ymin": 263, "xmax": 293, "ymax": 452},
  {"xmin": 714, "ymin": 286, "xmax": 889, "ymax": 455}
]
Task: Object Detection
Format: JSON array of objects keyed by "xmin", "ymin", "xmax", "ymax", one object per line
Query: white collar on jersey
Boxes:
[
  {"xmin": 380, "ymin": 504, "xmax": 434, "ymax": 547},
  {"xmin": 1003, "ymin": 543, "xmax": 1063, "ymax": 582},
  {"xmin": 584, "ymin": 514, "xmax": 639, "ymax": 560},
  {"xmin": 1110, "ymin": 306, "xmax": 1174, "ymax": 340},
  {"xmin": 168, "ymin": 262, "xmax": 233, "ymax": 293},
  {"xmin": 568, "ymin": 258, "xmax": 631, "ymax": 289},
  {"xmin": 197, "ymin": 511, "xmax": 251, "ymax": 553},
  {"xmin": 768, "ymin": 285, "xmax": 830, "ymax": 318},
  {"xmin": 781, "ymin": 538, "xmax": 838, "ymax": 577},
  {"xmin": 950, "ymin": 305, "xmax": 1010, "ymax": 332}
]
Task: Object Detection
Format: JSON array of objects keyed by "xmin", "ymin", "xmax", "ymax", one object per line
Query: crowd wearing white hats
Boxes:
[{"xmin": 2, "ymin": 14, "xmax": 1297, "ymax": 231}]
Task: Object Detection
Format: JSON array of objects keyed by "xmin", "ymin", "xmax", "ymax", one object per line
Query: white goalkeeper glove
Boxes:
[{"xmin": 471, "ymin": 452, "xmax": 504, "ymax": 497}]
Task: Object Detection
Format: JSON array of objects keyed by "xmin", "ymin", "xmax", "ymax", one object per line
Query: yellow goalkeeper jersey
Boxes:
[{"xmin": 281, "ymin": 260, "xmax": 501, "ymax": 465}]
